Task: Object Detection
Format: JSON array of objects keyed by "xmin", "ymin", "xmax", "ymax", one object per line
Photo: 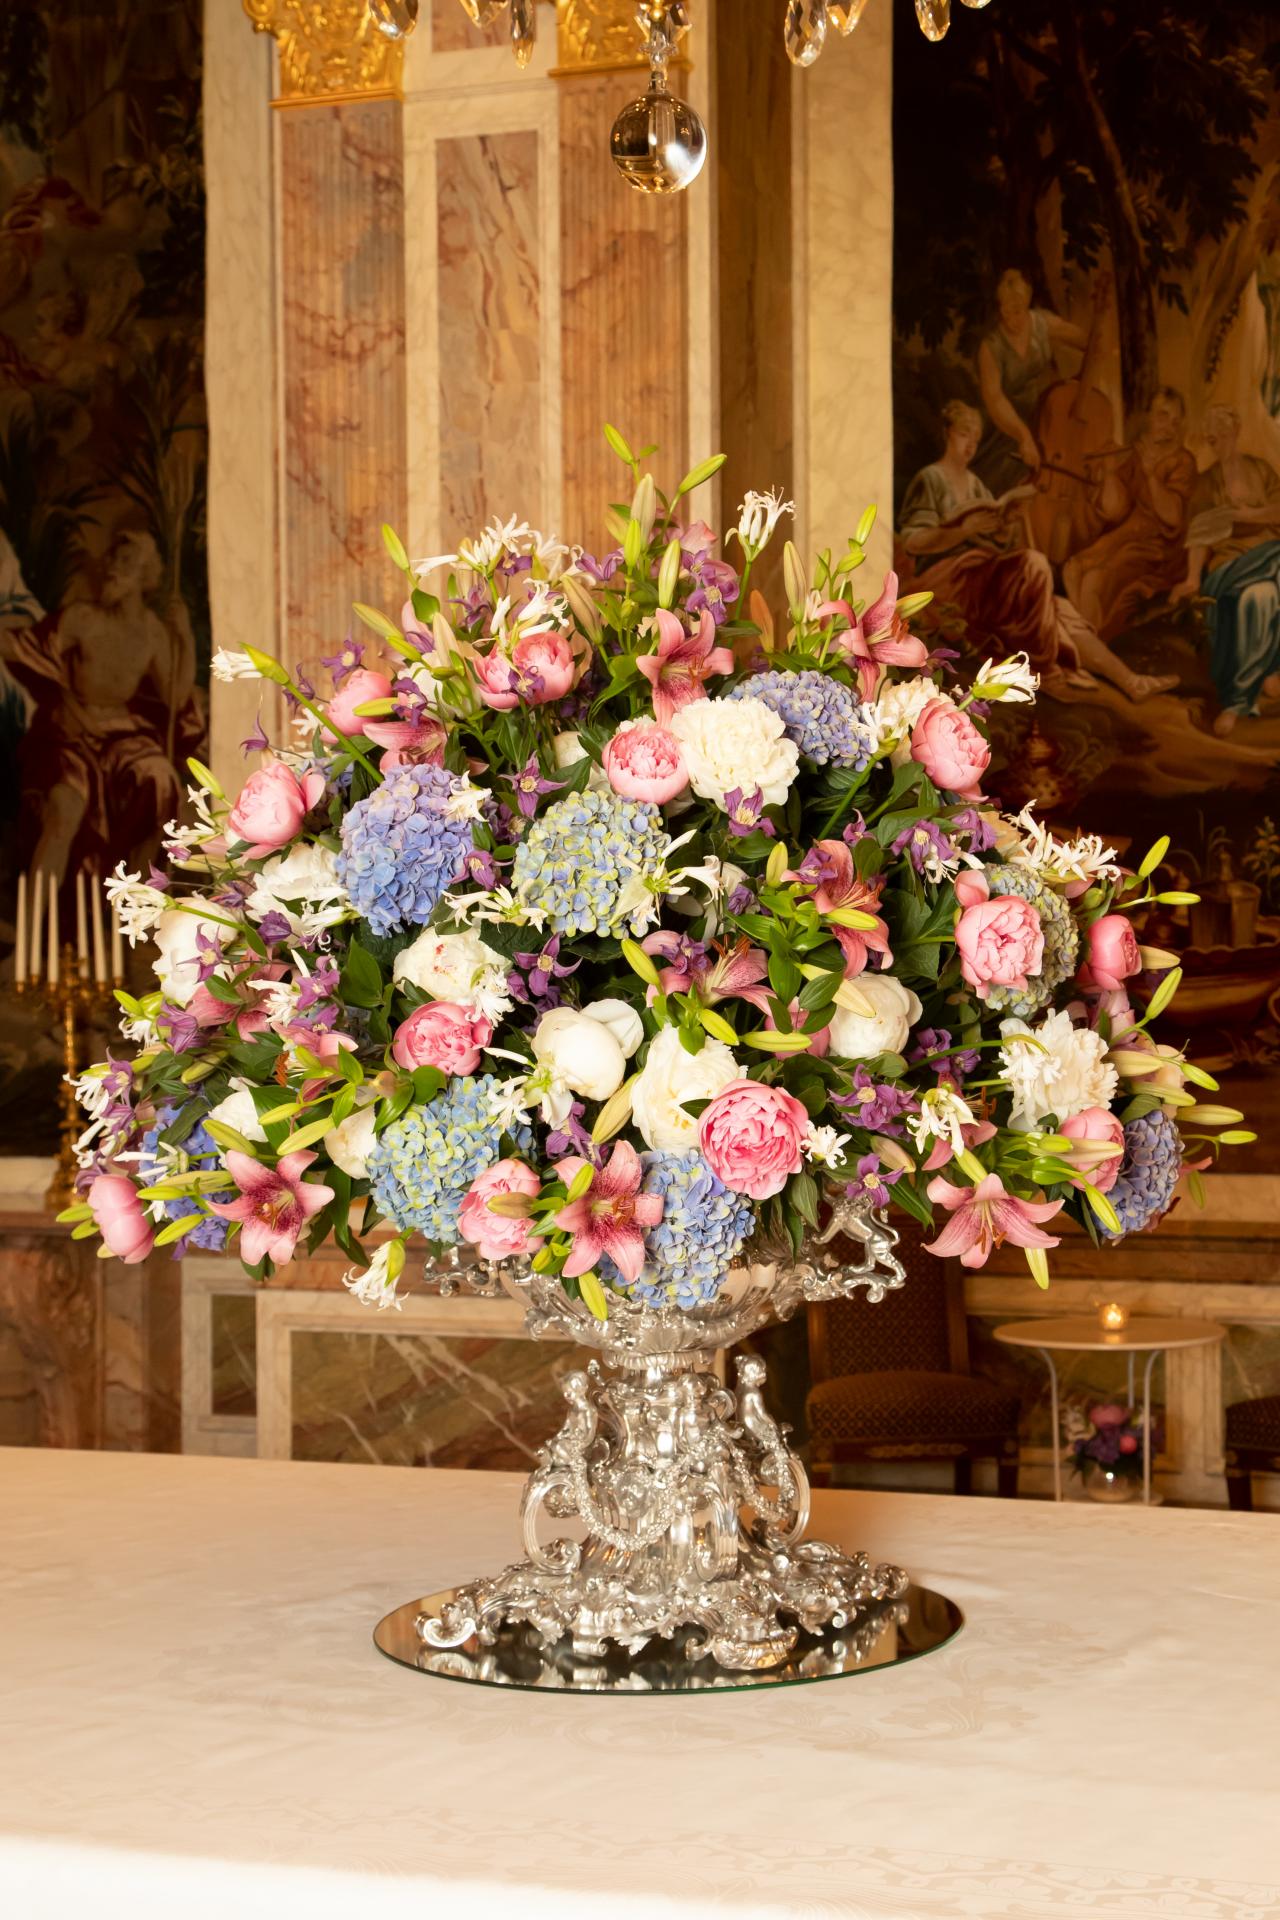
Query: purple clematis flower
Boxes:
[
  {"xmin": 912, "ymin": 1028, "xmax": 982, "ymax": 1078},
  {"xmin": 147, "ymin": 864, "xmax": 171, "ymax": 894},
  {"xmin": 320, "ymin": 637, "xmax": 365, "ymax": 686},
  {"xmin": 256, "ymin": 911, "xmax": 293, "ymax": 948},
  {"xmin": 835, "ymin": 1069, "xmax": 918, "ymax": 1137},
  {"xmin": 463, "ymin": 847, "xmax": 499, "ymax": 888},
  {"xmin": 509, "ymin": 935, "xmax": 580, "ymax": 1007},
  {"xmin": 950, "ymin": 806, "xmax": 997, "ymax": 854},
  {"xmin": 848, "ymin": 1153, "xmax": 902, "ymax": 1210},
  {"xmin": 842, "ymin": 812, "xmax": 870, "ymax": 847},
  {"xmin": 240, "ymin": 712, "xmax": 270, "ymax": 756},
  {"xmin": 723, "ymin": 786, "xmax": 776, "ymax": 839},
  {"xmin": 546, "ymin": 1100, "xmax": 598, "ymax": 1161},
  {"xmin": 890, "ymin": 818, "xmax": 957, "ymax": 876},
  {"xmin": 574, "ymin": 548, "xmax": 623, "ymax": 585},
  {"xmin": 510, "ymin": 754, "xmax": 564, "ymax": 820}
]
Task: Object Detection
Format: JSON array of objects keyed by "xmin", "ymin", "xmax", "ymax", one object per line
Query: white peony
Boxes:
[
  {"xmin": 532, "ymin": 1006, "xmax": 628, "ymax": 1105},
  {"xmin": 206, "ymin": 1085, "xmax": 267, "ymax": 1145},
  {"xmin": 246, "ymin": 844, "xmax": 349, "ymax": 937},
  {"xmin": 669, "ymin": 697, "xmax": 799, "ymax": 810},
  {"xmin": 827, "ymin": 974, "xmax": 922, "ymax": 1060},
  {"xmin": 999, "ymin": 1009, "xmax": 1119, "ymax": 1130},
  {"xmin": 392, "ymin": 928, "xmax": 511, "ymax": 1024},
  {"xmin": 151, "ymin": 897, "xmax": 232, "ymax": 1007},
  {"xmin": 874, "ymin": 677, "xmax": 954, "ymax": 767},
  {"xmin": 323, "ymin": 1104, "xmax": 378, "ymax": 1179},
  {"xmin": 581, "ymin": 997, "xmax": 644, "ymax": 1059},
  {"xmin": 630, "ymin": 1024, "xmax": 740, "ymax": 1152}
]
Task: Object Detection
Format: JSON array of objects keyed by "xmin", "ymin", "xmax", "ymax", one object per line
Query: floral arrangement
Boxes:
[
  {"xmin": 64, "ymin": 430, "xmax": 1252, "ymax": 1316},
  {"xmin": 1066, "ymin": 1402, "xmax": 1161, "ymax": 1482}
]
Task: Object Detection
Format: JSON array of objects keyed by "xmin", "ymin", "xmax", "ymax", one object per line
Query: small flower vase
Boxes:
[{"xmin": 1081, "ymin": 1459, "xmax": 1141, "ymax": 1504}]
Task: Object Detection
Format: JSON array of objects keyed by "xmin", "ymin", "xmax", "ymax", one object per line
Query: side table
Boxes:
[{"xmin": 993, "ymin": 1315, "xmax": 1227, "ymax": 1503}]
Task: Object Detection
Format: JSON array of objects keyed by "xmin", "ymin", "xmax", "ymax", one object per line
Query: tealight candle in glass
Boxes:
[{"xmin": 1098, "ymin": 1301, "xmax": 1130, "ymax": 1333}]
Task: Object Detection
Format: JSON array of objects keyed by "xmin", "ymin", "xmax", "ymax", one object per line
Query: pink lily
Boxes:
[
  {"xmin": 636, "ymin": 609, "xmax": 734, "ymax": 725},
  {"xmin": 923, "ymin": 1173, "xmax": 1063, "ymax": 1270},
  {"xmin": 640, "ymin": 933, "xmax": 773, "ymax": 1015},
  {"xmin": 921, "ymin": 1116, "xmax": 997, "ymax": 1172},
  {"xmin": 819, "ymin": 571, "xmax": 928, "ymax": 699},
  {"xmin": 364, "ymin": 711, "xmax": 448, "ymax": 769},
  {"xmin": 554, "ymin": 1139, "xmax": 664, "ymax": 1286},
  {"xmin": 208, "ymin": 1150, "xmax": 335, "ymax": 1268},
  {"xmin": 791, "ymin": 840, "xmax": 892, "ymax": 977}
]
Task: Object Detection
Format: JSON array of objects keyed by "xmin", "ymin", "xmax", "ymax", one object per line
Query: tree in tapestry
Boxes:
[
  {"xmin": 893, "ymin": 0, "xmax": 1280, "ymax": 1169},
  {"xmin": 0, "ymin": 0, "xmax": 208, "ymax": 1153}
]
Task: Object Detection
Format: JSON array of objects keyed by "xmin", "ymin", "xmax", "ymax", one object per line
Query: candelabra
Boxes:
[{"xmin": 16, "ymin": 950, "xmax": 119, "ymax": 1214}]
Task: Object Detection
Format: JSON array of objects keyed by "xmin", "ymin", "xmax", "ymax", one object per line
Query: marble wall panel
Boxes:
[
  {"xmin": 289, "ymin": 1327, "xmax": 578, "ymax": 1469},
  {"xmin": 210, "ymin": 1292, "xmax": 258, "ymax": 1419},
  {"xmin": 431, "ymin": 0, "xmax": 506, "ymax": 52},
  {"xmin": 436, "ymin": 131, "xmax": 543, "ymax": 544},
  {"xmin": 278, "ymin": 99, "xmax": 408, "ymax": 680}
]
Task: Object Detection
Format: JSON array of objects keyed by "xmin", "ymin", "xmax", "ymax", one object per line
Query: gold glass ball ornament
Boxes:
[{"xmin": 610, "ymin": 76, "xmax": 707, "ymax": 194}]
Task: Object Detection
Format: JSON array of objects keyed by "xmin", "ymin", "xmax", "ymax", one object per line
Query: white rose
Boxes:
[
  {"xmin": 669, "ymin": 696, "xmax": 799, "ymax": 809},
  {"xmin": 630, "ymin": 1024, "xmax": 739, "ymax": 1152},
  {"xmin": 323, "ymin": 1104, "xmax": 378, "ymax": 1178},
  {"xmin": 999, "ymin": 1009, "xmax": 1118, "ymax": 1130},
  {"xmin": 532, "ymin": 1007, "xmax": 627, "ymax": 1104},
  {"xmin": 151, "ymin": 897, "xmax": 232, "ymax": 1007},
  {"xmin": 581, "ymin": 997, "xmax": 644, "ymax": 1058},
  {"xmin": 393, "ymin": 928, "xmax": 511, "ymax": 1024},
  {"xmin": 827, "ymin": 974, "xmax": 922, "ymax": 1060},
  {"xmin": 246, "ymin": 844, "xmax": 348, "ymax": 934},
  {"xmin": 875, "ymin": 677, "xmax": 953, "ymax": 767},
  {"xmin": 206, "ymin": 1085, "xmax": 267, "ymax": 1145}
]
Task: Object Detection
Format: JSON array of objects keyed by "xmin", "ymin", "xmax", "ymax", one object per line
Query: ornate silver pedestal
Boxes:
[{"xmin": 374, "ymin": 1199, "xmax": 964, "ymax": 1691}]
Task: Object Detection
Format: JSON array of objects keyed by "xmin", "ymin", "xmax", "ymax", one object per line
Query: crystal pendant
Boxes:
[
  {"xmin": 959, "ymin": 0, "xmax": 992, "ymax": 7},
  {"xmin": 511, "ymin": 0, "xmax": 535, "ymax": 66},
  {"xmin": 456, "ymin": 0, "xmax": 503, "ymax": 22},
  {"xmin": 829, "ymin": 0, "xmax": 869, "ymax": 31},
  {"xmin": 915, "ymin": 0, "xmax": 951, "ymax": 41},
  {"xmin": 368, "ymin": 0, "xmax": 419, "ymax": 40},
  {"xmin": 610, "ymin": 75, "xmax": 707, "ymax": 195},
  {"xmin": 784, "ymin": 0, "xmax": 828, "ymax": 66}
]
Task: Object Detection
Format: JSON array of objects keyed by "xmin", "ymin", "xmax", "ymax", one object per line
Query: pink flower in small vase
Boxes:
[
  {"xmin": 637, "ymin": 609, "xmax": 734, "ymax": 725},
  {"xmin": 88, "ymin": 1174, "xmax": 155, "ymax": 1264},
  {"xmin": 208, "ymin": 1150, "xmax": 335, "ymax": 1268},
  {"xmin": 553, "ymin": 1139, "xmax": 665, "ymax": 1286},
  {"xmin": 227, "ymin": 763, "xmax": 326, "ymax": 859},
  {"xmin": 459, "ymin": 1159, "xmax": 544, "ymax": 1263},
  {"xmin": 923, "ymin": 1172, "xmax": 1063, "ymax": 1270}
]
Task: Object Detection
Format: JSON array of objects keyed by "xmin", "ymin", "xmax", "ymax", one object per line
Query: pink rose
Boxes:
[
  {"xmin": 1079, "ymin": 913, "xmax": 1141, "ymax": 993},
  {"xmin": 88, "ymin": 1174, "xmax": 155, "ymax": 1265},
  {"xmin": 699, "ymin": 1079, "xmax": 810, "ymax": 1201},
  {"xmin": 910, "ymin": 697, "xmax": 991, "ymax": 797},
  {"xmin": 1059, "ymin": 1106, "xmax": 1125, "ymax": 1194},
  {"xmin": 512, "ymin": 629, "xmax": 576, "ymax": 706},
  {"xmin": 227, "ymin": 763, "xmax": 324, "ymax": 858},
  {"xmin": 1118, "ymin": 1433, "xmax": 1139, "ymax": 1455},
  {"xmin": 325, "ymin": 666, "xmax": 393, "ymax": 738},
  {"xmin": 391, "ymin": 1001, "xmax": 492, "ymax": 1076},
  {"xmin": 458, "ymin": 1159, "xmax": 544, "ymax": 1262},
  {"xmin": 1090, "ymin": 1404, "xmax": 1128, "ymax": 1428},
  {"xmin": 955, "ymin": 896, "xmax": 1044, "ymax": 998},
  {"xmin": 603, "ymin": 720, "xmax": 689, "ymax": 804}
]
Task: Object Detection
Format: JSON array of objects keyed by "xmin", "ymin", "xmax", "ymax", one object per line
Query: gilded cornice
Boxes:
[
  {"xmin": 243, "ymin": 0, "xmax": 404, "ymax": 104},
  {"xmin": 555, "ymin": 0, "xmax": 649, "ymax": 74}
]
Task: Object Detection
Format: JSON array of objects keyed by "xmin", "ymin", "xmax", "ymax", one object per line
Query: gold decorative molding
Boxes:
[
  {"xmin": 243, "ymin": 0, "xmax": 404, "ymax": 104},
  {"xmin": 554, "ymin": 0, "xmax": 648, "ymax": 74}
]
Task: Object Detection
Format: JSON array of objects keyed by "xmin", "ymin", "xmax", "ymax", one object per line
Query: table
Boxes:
[
  {"xmin": 994, "ymin": 1315, "xmax": 1227, "ymax": 1504},
  {"xmin": 3, "ymin": 1449, "xmax": 1279, "ymax": 1920}
]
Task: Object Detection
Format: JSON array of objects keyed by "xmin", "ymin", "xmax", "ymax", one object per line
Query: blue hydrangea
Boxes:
[
  {"xmin": 1103, "ymin": 1111, "xmax": 1182, "ymax": 1240},
  {"xmin": 981, "ymin": 865, "xmax": 1080, "ymax": 1020},
  {"xmin": 730, "ymin": 670, "xmax": 877, "ymax": 769},
  {"xmin": 603, "ymin": 1151, "xmax": 757, "ymax": 1309},
  {"xmin": 138, "ymin": 1116, "xmax": 231, "ymax": 1255},
  {"xmin": 511, "ymin": 790, "xmax": 670, "ymax": 938},
  {"xmin": 367, "ymin": 1075, "xmax": 510, "ymax": 1244},
  {"xmin": 337, "ymin": 764, "xmax": 475, "ymax": 937}
]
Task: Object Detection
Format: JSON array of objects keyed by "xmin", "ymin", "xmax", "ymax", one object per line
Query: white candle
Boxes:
[
  {"xmin": 91, "ymin": 874, "xmax": 107, "ymax": 986},
  {"xmin": 47, "ymin": 880, "xmax": 58, "ymax": 987},
  {"xmin": 14, "ymin": 871, "xmax": 25, "ymax": 987},
  {"xmin": 75, "ymin": 868, "xmax": 88, "ymax": 970},
  {"xmin": 30, "ymin": 869, "xmax": 43, "ymax": 983},
  {"xmin": 110, "ymin": 903, "xmax": 123, "ymax": 982}
]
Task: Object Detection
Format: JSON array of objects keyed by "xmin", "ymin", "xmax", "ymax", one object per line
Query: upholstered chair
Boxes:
[
  {"xmin": 1224, "ymin": 1395, "xmax": 1280, "ymax": 1511},
  {"xmin": 805, "ymin": 1221, "xmax": 1022, "ymax": 1495}
]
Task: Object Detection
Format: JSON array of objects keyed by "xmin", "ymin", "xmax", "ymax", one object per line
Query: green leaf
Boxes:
[
  {"xmin": 340, "ymin": 939, "xmax": 384, "ymax": 1010},
  {"xmin": 791, "ymin": 1169, "xmax": 820, "ymax": 1229}
]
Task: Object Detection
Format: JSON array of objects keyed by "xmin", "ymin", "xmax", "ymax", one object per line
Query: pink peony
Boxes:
[
  {"xmin": 910, "ymin": 697, "xmax": 991, "ymax": 797},
  {"xmin": 512, "ymin": 629, "xmax": 576, "ymax": 706},
  {"xmin": 227, "ymin": 763, "xmax": 325, "ymax": 859},
  {"xmin": 458, "ymin": 1159, "xmax": 544, "ymax": 1262},
  {"xmin": 1059, "ymin": 1106, "xmax": 1125, "ymax": 1194},
  {"xmin": 1079, "ymin": 913, "xmax": 1142, "ymax": 993},
  {"xmin": 88, "ymin": 1174, "xmax": 155, "ymax": 1265},
  {"xmin": 325, "ymin": 666, "xmax": 393, "ymax": 738},
  {"xmin": 473, "ymin": 650, "xmax": 521, "ymax": 711},
  {"xmin": 699, "ymin": 1079, "xmax": 810, "ymax": 1200},
  {"xmin": 603, "ymin": 720, "xmax": 689, "ymax": 804},
  {"xmin": 954, "ymin": 873, "xmax": 1044, "ymax": 999},
  {"xmin": 391, "ymin": 1001, "xmax": 492, "ymax": 1076}
]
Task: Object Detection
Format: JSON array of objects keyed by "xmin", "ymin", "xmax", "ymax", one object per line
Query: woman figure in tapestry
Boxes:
[
  {"xmin": 976, "ymin": 268, "xmax": 1089, "ymax": 492},
  {"xmin": 897, "ymin": 401, "xmax": 1178, "ymax": 704},
  {"xmin": 1172, "ymin": 405, "xmax": 1280, "ymax": 737}
]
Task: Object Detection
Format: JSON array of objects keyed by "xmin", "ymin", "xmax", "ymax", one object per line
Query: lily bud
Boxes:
[
  {"xmin": 782, "ymin": 541, "xmax": 808, "ymax": 616},
  {"xmin": 630, "ymin": 473, "xmax": 657, "ymax": 545}
]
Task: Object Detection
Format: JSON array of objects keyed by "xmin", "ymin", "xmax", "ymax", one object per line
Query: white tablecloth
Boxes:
[{"xmin": 2, "ymin": 1448, "xmax": 1278, "ymax": 1920}]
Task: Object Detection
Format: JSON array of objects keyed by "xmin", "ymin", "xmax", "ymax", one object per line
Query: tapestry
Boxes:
[
  {"xmin": 0, "ymin": 0, "xmax": 207, "ymax": 1154},
  {"xmin": 893, "ymin": 1, "xmax": 1280, "ymax": 1173}
]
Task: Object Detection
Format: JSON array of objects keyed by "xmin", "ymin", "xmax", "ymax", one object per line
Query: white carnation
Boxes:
[
  {"xmin": 392, "ymin": 927, "xmax": 511, "ymax": 1024},
  {"xmin": 669, "ymin": 696, "xmax": 799, "ymax": 810},
  {"xmin": 999, "ymin": 1009, "xmax": 1119, "ymax": 1130},
  {"xmin": 630, "ymin": 1025, "xmax": 740, "ymax": 1152},
  {"xmin": 827, "ymin": 974, "xmax": 922, "ymax": 1061}
]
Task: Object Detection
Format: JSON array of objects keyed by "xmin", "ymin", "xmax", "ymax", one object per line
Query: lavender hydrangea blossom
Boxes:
[
  {"xmin": 337, "ymin": 764, "xmax": 476, "ymax": 937},
  {"xmin": 730, "ymin": 670, "xmax": 877, "ymax": 769}
]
